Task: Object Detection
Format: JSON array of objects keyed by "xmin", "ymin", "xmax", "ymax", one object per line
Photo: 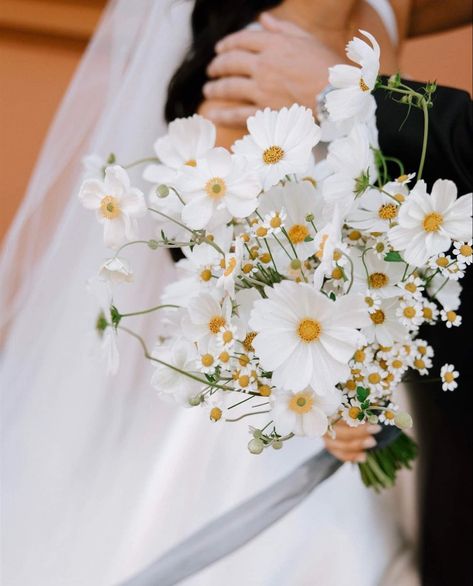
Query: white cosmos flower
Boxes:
[
  {"xmin": 388, "ymin": 179, "xmax": 473, "ymax": 266},
  {"xmin": 78, "ymin": 165, "xmax": 147, "ymax": 249},
  {"xmin": 271, "ymin": 387, "xmax": 342, "ymax": 437},
  {"xmin": 352, "ymin": 249, "xmax": 405, "ymax": 298},
  {"xmin": 362, "ymin": 298, "xmax": 408, "ymax": 346},
  {"xmin": 143, "ymin": 114, "xmax": 216, "ymax": 187},
  {"xmin": 326, "ymin": 30, "xmax": 380, "ymax": 122},
  {"xmin": 257, "ymin": 181, "xmax": 325, "ymax": 262},
  {"xmin": 440, "ymin": 364, "xmax": 460, "ymax": 391},
  {"xmin": 323, "ymin": 123, "xmax": 377, "ymax": 215},
  {"xmin": 151, "ymin": 339, "xmax": 203, "ymax": 405},
  {"xmin": 347, "ymin": 186, "xmax": 402, "ymax": 233},
  {"xmin": 99, "ymin": 257, "xmax": 133, "ymax": 284},
  {"xmin": 232, "ymin": 104, "xmax": 321, "ymax": 190},
  {"xmin": 249, "ymin": 281, "xmax": 369, "ymax": 393},
  {"xmin": 177, "ymin": 147, "xmax": 261, "ymax": 230}
]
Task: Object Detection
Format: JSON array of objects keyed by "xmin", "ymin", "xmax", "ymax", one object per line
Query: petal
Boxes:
[
  {"xmin": 104, "ymin": 165, "xmax": 130, "ymax": 195},
  {"xmin": 78, "ymin": 179, "xmax": 105, "ymax": 209},
  {"xmin": 181, "ymin": 195, "xmax": 214, "ymax": 230},
  {"xmin": 302, "ymin": 408, "xmax": 328, "ymax": 437}
]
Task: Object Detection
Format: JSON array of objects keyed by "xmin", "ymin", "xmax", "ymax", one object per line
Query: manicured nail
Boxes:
[
  {"xmin": 363, "ymin": 437, "xmax": 377, "ymax": 449},
  {"xmin": 356, "ymin": 454, "xmax": 367, "ymax": 463},
  {"xmin": 367, "ymin": 425, "xmax": 382, "ymax": 434}
]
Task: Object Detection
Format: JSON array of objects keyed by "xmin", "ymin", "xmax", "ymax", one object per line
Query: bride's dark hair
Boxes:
[{"xmin": 165, "ymin": 0, "xmax": 282, "ymax": 122}]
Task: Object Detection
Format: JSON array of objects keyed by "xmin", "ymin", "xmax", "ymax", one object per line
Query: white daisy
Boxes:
[
  {"xmin": 326, "ymin": 30, "xmax": 380, "ymax": 122},
  {"xmin": 412, "ymin": 355, "xmax": 433, "ymax": 376},
  {"xmin": 378, "ymin": 403, "xmax": 398, "ymax": 425},
  {"xmin": 440, "ymin": 309, "xmax": 462, "ymax": 328},
  {"xmin": 99, "ymin": 257, "xmax": 133, "ymax": 284},
  {"xmin": 388, "ymin": 179, "xmax": 472, "ymax": 266},
  {"xmin": 440, "ymin": 364, "xmax": 460, "ymax": 391},
  {"xmin": 249, "ymin": 281, "xmax": 369, "ymax": 393},
  {"xmin": 270, "ymin": 387, "xmax": 341, "ymax": 437},
  {"xmin": 143, "ymin": 114, "xmax": 216, "ymax": 187},
  {"xmin": 177, "ymin": 147, "xmax": 261, "ymax": 230},
  {"xmin": 232, "ymin": 104, "xmax": 321, "ymax": 190},
  {"xmin": 352, "ymin": 249, "xmax": 405, "ymax": 298},
  {"xmin": 421, "ymin": 300, "xmax": 439, "ymax": 324},
  {"xmin": 397, "ymin": 298, "xmax": 424, "ymax": 329},
  {"xmin": 362, "ymin": 298, "xmax": 408, "ymax": 346},
  {"xmin": 397, "ymin": 275, "xmax": 424, "ymax": 299},
  {"xmin": 370, "ymin": 234, "xmax": 392, "ymax": 259},
  {"xmin": 453, "ymin": 240, "xmax": 473, "ymax": 265},
  {"xmin": 78, "ymin": 165, "xmax": 147, "ymax": 249}
]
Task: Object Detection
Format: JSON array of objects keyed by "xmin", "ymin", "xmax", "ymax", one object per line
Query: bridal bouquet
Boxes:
[{"xmin": 79, "ymin": 31, "xmax": 472, "ymax": 491}]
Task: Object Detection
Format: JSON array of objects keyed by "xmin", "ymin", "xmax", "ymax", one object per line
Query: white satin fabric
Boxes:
[{"xmin": 1, "ymin": 1, "xmax": 416, "ymax": 585}]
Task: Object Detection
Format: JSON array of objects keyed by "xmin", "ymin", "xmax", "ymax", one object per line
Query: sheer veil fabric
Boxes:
[{"xmin": 1, "ymin": 1, "xmax": 415, "ymax": 585}]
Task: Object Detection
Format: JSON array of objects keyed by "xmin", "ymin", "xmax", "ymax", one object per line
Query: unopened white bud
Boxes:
[
  {"xmin": 394, "ymin": 412, "xmax": 413, "ymax": 430},
  {"xmin": 248, "ymin": 438, "xmax": 264, "ymax": 454},
  {"xmin": 157, "ymin": 184, "xmax": 170, "ymax": 198}
]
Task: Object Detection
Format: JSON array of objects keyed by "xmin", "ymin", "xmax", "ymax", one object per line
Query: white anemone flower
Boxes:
[
  {"xmin": 151, "ymin": 339, "xmax": 203, "ymax": 405},
  {"xmin": 388, "ymin": 179, "xmax": 472, "ymax": 266},
  {"xmin": 177, "ymin": 147, "xmax": 261, "ymax": 230},
  {"xmin": 232, "ymin": 104, "xmax": 321, "ymax": 190},
  {"xmin": 143, "ymin": 114, "xmax": 216, "ymax": 187},
  {"xmin": 257, "ymin": 181, "xmax": 325, "ymax": 261},
  {"xmin": 351, "ymin": 249, "xmax": 405, "ymax": 298},
  {"xmin": 326, "ymin": 30, "xmax": 380, "ymax": 122},
  {"xmin": 362, "ymin": 298, "xmax": 409, "ymax": 346},
  {"xmin": 323, "ymin": 123, "xmax": 377, "ymax": 215},
  {"xmin": 99, "ymin": 257, "xmax": 133, "ymax": 284},
  {"xmin": 78, "ymin": 165, "xmax": 147, "ymax": 249},
  {"xmin": 270, "ymin": 387, "xmax": 342, "ymax": 437},
  {"xmin": 347, "ymin": 187, "xmax": 402, "ymax": 233},
  {"xmin": 440, "ymin": 364, "xmax": 460, "ymax": 391},
  {"xmin": 249, "ymin": 281, "xmax": 369, "ymax": 393}
]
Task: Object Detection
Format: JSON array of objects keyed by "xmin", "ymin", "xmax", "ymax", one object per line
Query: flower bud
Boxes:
[
  {"xmin": 367, "ymin": 415, "xmax": 379, "ymax": 425},
  {"xmin": 394, "ymin": 412, "xmax": 413, "ymax": 430},
  {"xmin": 248, "ymin": 438, "xmax": 264, "ymax": 455},
  {"xmin": 272, "ymin": 440, "xmax": 283, "ymax": 450},
  {"xmin": 157, "ymin": 184, "xmax": 170, "ymax": 198},
  {"xmin": 148, "ymin": 240, "xmax": 159, "ymax": 250},
  {"xmin": 305, "ymin": 213, "xmax": 315, "ymax": 222},
  {"xmin": 290, "ymin": 259, "xmax": 302, "ymax": 270},
  {"xmin": 188, "ymin": 395, "xmax": 203, "ymax": 407}
]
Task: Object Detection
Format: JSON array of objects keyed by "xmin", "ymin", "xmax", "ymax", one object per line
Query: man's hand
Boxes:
[
  {"xmin": 203, "ymin": 13, "xmax": 342, "ymax": 127},
  {"xmin": 324, "ymin": 420, "xmax": 382, "ymax": 463}
]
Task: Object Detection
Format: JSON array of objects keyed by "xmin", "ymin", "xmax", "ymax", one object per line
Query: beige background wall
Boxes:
[{"xmin": 0, "ymin": 1, "xmax": 471, "ymax": 243}]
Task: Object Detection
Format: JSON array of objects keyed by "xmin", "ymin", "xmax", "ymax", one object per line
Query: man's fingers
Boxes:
[
  {"xmin": 215, "ymin": 29, "xmax": 274, "ymax": 54},
  {"xmin": 204, "ymin": 105, "xmax": 258, "ymax": 127},
  {"xmin": 330, "ymin": 424, "xmax": 382, "ymax": 441},
  {"xmin": 329, "ymin": 449, "xmax": 367, "ymax": 463},
  {"xmin": 324, "ymin": 435, "xmax": 377, "ymax": 454},
  {"xmin": 203, "ymin": 77, "xmax": 258, "ymax": 102},
  {"xmin": 259, "ymin": 11, "xmax": 311, "ymax": 37},
  {"xmin": 207, "ymin": 51, "xmax": 257, "ymax": 79}
]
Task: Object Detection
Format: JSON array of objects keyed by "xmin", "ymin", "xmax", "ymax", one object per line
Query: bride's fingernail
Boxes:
[
  {"xmin": 363, "ymin": 437, "xmax": 377, "ymax": 449},
  {"xmin": 367, "ymin": 425, "xmax": 382, "ymax": 434}
]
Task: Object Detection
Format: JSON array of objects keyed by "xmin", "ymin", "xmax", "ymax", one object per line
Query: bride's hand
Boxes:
[{"xmin": 323, "ymin": 421, "xmax": 382, "ymax": 463}]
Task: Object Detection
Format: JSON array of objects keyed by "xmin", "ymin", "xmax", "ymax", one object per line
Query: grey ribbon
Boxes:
[{"xmin": 121, "ymin": 428, "xmax": 399, "ymax": 586}]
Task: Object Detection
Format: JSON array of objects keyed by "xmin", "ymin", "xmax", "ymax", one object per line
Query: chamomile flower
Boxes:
[
  {"xmin": 177, "ymin": 148, "xmax": 261, "ymax": 230},
  {"xmin": 99, "ymin": 257, "xmax": 133, "ymax": 284},
  {"xmin": 440, "ymin": 309, "xmax": 462, "ymax": 328},
  {"xmin": 347, "ymin": 187, "xmax": 401, "ymax": 233},
  {"xmin": 398, "ymin": 275, "xmax": 424, "ymax": 299},
  {"xmin": 440, "ymin": 364, "xmax": 460, "ymax": 391},
  {"xmin": 397, "ymin": 298, "xmax": 424, "ymax": 329},
  {"xmin": 378, "ymin": 403, "xmax": 398, "ymax": 425},
  {"xmin": 412, "ymin": 355, "xmax": 433, "ymax": 376},
  {"xmin": 232, "ymin": 104, "xmax": 321, "ymax": 190},
  {"xmin": 342, "ymin": 401, "xmax": 365, "ymax": 427},
  {"xmin": 270, "ymin": 387, "xmax": 341, "ymax": 437},
  {"xmin": 351, "ymin": 346, "xmax": 374, "ymax": 367},
  {"xmin": 395, "ymin": 173, "xmax": 415, "ymax": 186},
  {"xmin": 362, "ymin": 298, "xmax": 409, "ymax": 346},
  {"xmin": 197, "ymin": 351, "xmax": 218, "ymax": 375},
  {"xmin": 143, "ymin": 114, "xmax": 216, "ymax": 187},
  {"xmin": 249, "ymin": 281, "xmax": 369, "ymax": 393},
  {"xmin": 428, "ymin": 253, "xmax": 453, "ymax": 273},
  {"xmin": 263, "ymin": 208, "xmax": 287, "ymax": 236},
  {"xmin": 370, "ymin": 235, "xmax": 392, "ymax": 259},
  {"xmin": 352, "ymin": 249, "xmax": 405, "ymax": 298},
  {"xmin": 326, "ymin": 30, "xmax": 380, "ymax": 122},
  {"xmin": 413, "ymin": 339, "xmax": 434, "ymax": 360},
  {"xmin": 453, "ymin": 240, "xmax": 473, "ymax": 265},
  {"xmin": 363, "ymin": 290, "xmax": 382, "ymax": 313},
  {"xmin": 364, "ymin": 365, "xmax": 385, "ymax": 394},
  {"xmin": 388, "ymin": 179, "xmax": 472, "ymax": 266},
  {"xmin": 421, "ymin": 300, "xmax": 439, "ymax": 324},
  {"xmin": 78, "ymin": 165, "xmax": 147, "ymax": 249}
]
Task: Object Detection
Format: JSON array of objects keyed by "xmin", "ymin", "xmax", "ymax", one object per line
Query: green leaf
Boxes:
[
  {"xmin": 356, "ymin": 386, "xmax": 370, "ymax": 402},
  {"xmin": 304, "ymin": 235, "xmax": 314, "ymax": 242},
  {"xmin": 384, "ymin": 251, "xmax": 404, "ymax": 262}
]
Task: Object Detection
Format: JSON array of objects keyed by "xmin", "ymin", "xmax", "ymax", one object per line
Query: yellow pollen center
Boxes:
[
  {"xmin": 201, "ymin": 354, "xmax": 214, "ymax": 367},
  {"xmin": 297, "ymin": 318, "xmax": 322, "ymax": 343},
  {"xmin": 185, "ymin": 159, "xmax": 197, "ymax": 167},
  {"xmin": 349, "ymin": 406, "xmax": 361, "ymax": 419},
  {"xmin": 100, "ymin": 195, "xmax": 121, "ymax": 220},
  {"xmin": 446, "ymin": 310, "xmax": 457, "ymax": 322},
  {"xmin": 368, "ymin": 372, "xmax": 381, "ymax": 384},
  {"xmin": 258, "ymin": 385, "xmax": 272, "ymax": 397},
  {"xmin": 354, "ymin": 350, "xmax": 366, "ymax": 362},
  {"xmin": 219, "ymin": 351, "xmax": 230, "ymax": 363},
  {"xmin": 436, "ymin": 256, "xmax": 449, "ymax": 267},
  {"xmin": 200, "ymin": 268, "xmax": 212, "ymax": 282},
  {"xmin": 262, "ymin": 145, "xmax": 285, "ymax": 165},
  {"xmin": 359, "ymin": 77, "xmax": 370, "ymax": 92},
  {"xmin": 238, "ymin": 375, "xmax": 250, "ymax": 388},
  {"xmin": 208, "ymin": 315, "xmax": 226, "ymax": 334},
  {"xmin": 239, "ymin": 355, "xmax": 250, "ymax": 367},
  {"xmin": 414, "ymin": 358, "xmax": 426, "ymax": 369},
  {"xmin": 346, "ymin": 379, "xmax": 357, "ymax": 391},
  {"xmin": 222, "ymin": 330, "xmax": 233, "ymax": 344},
  {"xmin": 403, "ymin": 306, "xmax": 416, "ymax": 319},
  {"xmin": 444, "ymin": 372, "xmax": 455, "ymax": 383},
  {"xmin": 332, "ymin": 267, "xmax": 343, "ymax": 280},
  {"xmin": 392, "ymin": 359, "xmax": 403, "ymax": 369},
  {"xmin": 242, "ymin": 262, "xmax": 254, "ymax": 274},
  {"xmin": 378, "ymin": 203, "xmax": 398, "ymax": 220},
  {"xmin": 423, "ymin": 212, "xmax": 443, "ymax": 232},
  {"xmin": 205, "ymin": 177, "xmax": 226, "ymax": 199},
  {"xmin": 333, "ymin": 249, "xmax": 342, "ymax": 261},
  {"xmin": 256, "ymin": 226, "xmax": 268, "ymax": 238},
  {"xmin": 397, "ymin": 175, "xmax": 409, "ymax": 182},
  {"xmin": 348, "ymin": 230, "xmax": 361, "ymax": 241},
  {"xmin": 243, "ymin": 331, "xmax": 257, "ymax": 352},
  {"xmin": 423, "ymin": 307, "xmax": 433, "ymax": 319},
  {"xmin": 289, "ymin": 392, "xmax": 314, "ymax": 414},
  {"xmin": 460, "ymin": 244, "xmax": 472, "ymax": 257},
  {"xmin": 210, "ymin": 407, "xmax": 222, "ymax": 421},
  {"xmin": 370, "ymin": 309, "xmax": 385, "ymax": 325},
  {"xmin": 270, "ymin": 215, "xmax": 282, "ymax": 229},
  {"xmin": 369, "ymin": 272, "xmax": 389, "ymax": 289},
  {"xmin": 385, "ymin": 410, "xmax": 395, "ymax": 420},
  {"xmin": 394, "ymin": 193, "xmax": 406, "ymax": 203},
  {"xmin": 259, "ymin": 252, "xmax": 271, "ymax": 263},
  {"xmin": 405, "ymin": 282, "xmax": 417, "ymax": 293},
  {"xmin": 288, "ymin": 224, "xmax": 309, "ymax": 244},
  {"xmin": 418, "ymin": 345, "xmax": 427, "ymax": 355},
  {"xmin": 365, "ymin": 296, "xmax": 375, "ymax": 307}
]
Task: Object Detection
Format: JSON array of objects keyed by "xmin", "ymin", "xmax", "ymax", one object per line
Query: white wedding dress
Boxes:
[{"xmin": 0, "ymin": 1, "xmax": 417, "ymax": 585}]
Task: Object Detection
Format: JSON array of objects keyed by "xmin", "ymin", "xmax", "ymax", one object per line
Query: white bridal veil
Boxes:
[{"xmin": 1, "ymin": 1, "xmax": 409, "ymax": 585}]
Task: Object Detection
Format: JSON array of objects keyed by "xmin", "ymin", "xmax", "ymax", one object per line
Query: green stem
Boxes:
[
  {"xmin": 417, "ymin": 99, "xmax": 429, "ymax": 181},
  {"xmin": 124, "ymin": 157, "xmax": 159, "ymax": 169},
  {"xmin": 119, "ymin": 303, "xmax": 180, "ymax": 318}
]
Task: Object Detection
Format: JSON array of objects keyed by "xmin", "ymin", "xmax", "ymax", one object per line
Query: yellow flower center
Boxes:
[
  {"xmin": 100, "ymin": 195, "xmax": 121, "ymax": 220},
  {"xmin": 359, "ymin": 77, "xmax": 370, "ymax": 92},
  {"xmin": 208, "ymin": 315, "xmax": 226, "ymax": 334},
  {"xmin": 223, "ymin": 257, "xmax": 237, "ymax": 277},
  {"xmin": 436, "ymin": 256, "xmax": 449, "ymax": 267},
  {"xmin": 348, "ymin": 406, "xmax": 361, "ymax": 419},
  {"xmin": 423, "ymin": 307, "xmax": 433, "ymax": 319},
  {"xmin": 242, "ymin": 262, "xmax": 254, "ymax": 274},
  {"xmin": 258, "ymin": 385, "xmax": 272, "ymax": 397},
  {"xmin": 262, "ymin": 145, "xmax": 285, "ymax": 165},
  {"xmin": 460, "ymin": 244, "xmax": 472, "ymax": 257},
  {"xmin": 297, "ymin": 318, "xmax": 322, "ymax": 343},
  {"xmin": 385, "ymin": 410, "xmax": 395, "ymax": 420},
  {"xmin": 210, "ymin": 407, "xmax": 222, "ymax": 421},
  {"xmin": 348, "ymin": 230, "xmax": 362, "ymax": 241},
  {"xmin": 288, "ymin": 224, "xmax": 309, "ymax": 244},
  {"xmin": 219, "ymin": 351, "xmax": 230, "ymax": 363},
  {"xmin": 365, "ymin": 296, "xmax": 375, "ymax": 307},
  {"xmin": 185, "ymin": 159, "xmax": 197, "ymax": 167},
  {"xmin": 446, "ymin": 310, "xmax": 457, "ymax": 322},
  {"xmin": 289, "ymin": 392, "xmax": 314, "ymax": 414},
  {"xmin": 256, "ymin": 226, "xmax": 268, "ymax": 238},
  {"xmin": 394, "ymin": 193, "xmax": 406, "ymax": 203},
  {"xmin": 333, "ymin": 249, "xmax": 342, "ymax": 261},
  {"xmin": 392, "ymin": 359, "xmax": 403, "ymax": 369},
  {"xmin": 397, "ymin": 175, "xmax": 409, "ymax": 183},
  {"xmin": 259, "ymin": 252, "xmax": 271, "ymax": 263},
  {"xmin": 200, "ymin": 268, "xmax": 212, "ymax": 282},
  {"xmin": 239, "ymin": 354, "xmax": 250, "ymax": 367},
  {"xmin": 423, "ymin": 212, "xmax": 443, "ymax": 232},
  {"xmin": 332, "ymin": 267, "xmax": 343, "ymax": 280},
  {"xmin": 270, "ymin": 214, "xmax": 282, "ymax": 229},
  {"xmin": 205, "ymin": 177, "xmax": 226, "ymax": 199},
  {"xmin": 378, "ymin": 203, "xmax": 398, "ymax": 220},
  {"xmin": 414, "ymin": 358, "xmax": 426, "ymax": 369},
  {"xmin": 354, "ymin": 349, "xmax": 366, "ymax": 362},
  {"xmin": 403, "ymin": 306, "xmax": 416, "ymax": 319},
  {"xmin": 443, "ymin": 371, "xmax": 455, "ymax": 383},
  {"xmin": 417, "ymin": 345, "xmax": 427, "ymax": 355},
  {"xmin": 368, "ymin": 372, "xmax": 381, "ymax": 384},
  {"xmin": 201, "ymin": 354, "xmax": 214, "ymax": 367},
  {"xmin": 346, "ymin": 379, "xmax": 357, "ymax": 391},
  {"xmin": 243, "ymin": 331, "xmax": 257, "ymax": 353},
  {"xmin": 222, "ymin": 330, "xmax": 234, "ymax": 344},
  {"xmin": 369, "ymin": 272, "xmax": 389, "ymax": 289},
  {"xmin": 370, "ymin": 309, "xmax": 385, "ymax": 325},
  {"xmin": 238, "ymin": 375, "xmax": 250, "ymax": 388},
  {"xmin": 405, "ymin": 282, "xmax": 418, "ymax": 293}
]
